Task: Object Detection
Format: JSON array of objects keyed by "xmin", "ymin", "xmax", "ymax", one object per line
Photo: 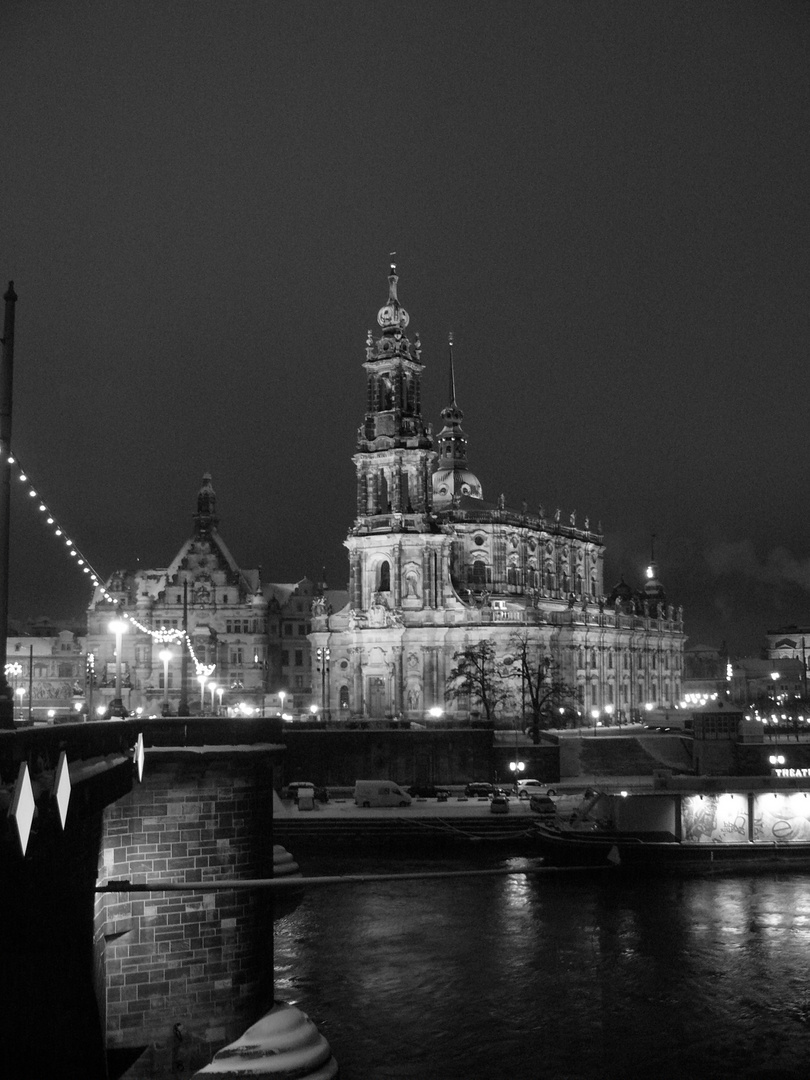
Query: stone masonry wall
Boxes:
[{"xmin": 95, "ymin": 748, "xmax": 275, "ymax": 1075}]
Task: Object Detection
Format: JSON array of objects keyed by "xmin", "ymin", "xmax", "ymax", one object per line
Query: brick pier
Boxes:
[{"xmin": 96, "ymin": 742, "xmax": 281, "ymax": 1076}]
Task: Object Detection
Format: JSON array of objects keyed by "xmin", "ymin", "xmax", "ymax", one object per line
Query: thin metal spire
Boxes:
[{"xmin": 448, "ymin": 332, "xmax": 457, "ymax": 407}]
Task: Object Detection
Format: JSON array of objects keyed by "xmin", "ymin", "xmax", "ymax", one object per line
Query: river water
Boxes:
[{"xmin": 273, "ymin": 851, "xmax": 810, "ymax": 1080}]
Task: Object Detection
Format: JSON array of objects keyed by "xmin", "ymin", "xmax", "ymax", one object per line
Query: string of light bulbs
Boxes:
[{"xmin": 7, "ymin": 452, "xmax": 214, "ymax": 676}]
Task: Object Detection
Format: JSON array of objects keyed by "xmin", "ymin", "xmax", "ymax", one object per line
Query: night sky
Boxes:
[{"xmin": 2, "ymin": 2, "xmax": 808, "ymax": 657}]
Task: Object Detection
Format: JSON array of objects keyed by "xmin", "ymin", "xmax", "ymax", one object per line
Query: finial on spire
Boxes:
[
  {"xmin": 378, "ymin": 261, "xmax": 409, "ymax": 328},
  {"xmin": 448, "ymin": 333, "xmax": 457, "ymax": 407}
]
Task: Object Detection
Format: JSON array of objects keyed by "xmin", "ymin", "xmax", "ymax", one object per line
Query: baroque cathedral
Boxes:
[{"xmin": 310, "ymin": 266, "xmax": 685, "ymax": 724}]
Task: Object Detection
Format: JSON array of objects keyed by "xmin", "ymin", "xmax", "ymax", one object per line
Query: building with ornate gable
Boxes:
[
  {"xmin": 310, "ymin": 265, "xmax": 685, "ymax": 725},
  {"xmin": 85, "ymin": 476, "xmax": 342, "ymax": 717}
]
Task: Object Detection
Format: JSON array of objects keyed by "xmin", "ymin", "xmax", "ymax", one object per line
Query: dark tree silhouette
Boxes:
[
  {"xmin": 506, "ymin": 631, "xmax": 575, "ymax": 742},
  {"xmin": 445, "ymin": 639, "xmax": 510, "ymax": 722}
]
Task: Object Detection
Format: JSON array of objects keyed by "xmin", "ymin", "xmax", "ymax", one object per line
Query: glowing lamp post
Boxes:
[
  {"xmin": 15, "ymin": 686, "xmax": 25, "ymax": 722},
  {"xmin": 159, "ymin": 649, "xmax": 172, "ymax": 715},
  {"xmin": 198, "ymin": 674, "xmax": 208, "ymax": 715},
  {"xmin": 209, "ymin": 682, "xmax": 218, "ymax": 714},
  {"xmin": 509, "ymin": 758, "xmax": 524, "ymax": 794},
  {"xmin": 217, "ymin": 686, "xmax": 224, "ymax": 715},
  {"xmin": 279, "ymin": 690, "xmax": 287, "ymax": 718},
  {"xmin": 108, "ymin": 618, "xmax": 127, "ymax": 714}
]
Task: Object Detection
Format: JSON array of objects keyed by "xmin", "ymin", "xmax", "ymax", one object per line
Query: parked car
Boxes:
[
  {"xmin": 285, "ymin": 781, "xmax": 316, "ymax": 803},
  {"xmin": 407, "ymin": 783, "xmax": 451, "ymax": 799},
  {"xmin": 517, "ymin": 779, "xmax": 557, "ymax": 798},
  {"xmin": 490, "ymin": 791, "xmax": 510, "ymax": 814},
  {"xmin": 465, "ymin": 782, "xmax": 496, "ymax": 797},
  {"xmin": 528, "ymin": 794, "xmax": 558, "ymax": 820}
]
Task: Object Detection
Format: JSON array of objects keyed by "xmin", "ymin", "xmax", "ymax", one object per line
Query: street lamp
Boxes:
[
  {"xmin": 159, "ymin": 649, "xmax": 172, "ymax": 716},
  {"xmin": 198, "ymin": 673, "xmax": 208, "ymax": 715},
  {"xmin": 428, "ymin": 706, "xmax": 443, "ymax": 720},
  {"xmin": 279, "ymin": 689, "xmax": 287, "ymax": 717},
  {"xmin": 108, "ymin": 618, "xmax": 128, "ymax": 714},
  {"xmin": 217, "ymin": 686, "xmax": 224, "ymax": 715},
  {"xmin": 591, "ymin": 708, "xmax": 600, "ymax": 733},
  {"xmin": 209, "ymin": 682, "xmax": 218, "ymax": 714},
  {"xmin": 509, "ymin": 758, "xmax": 525, "ymax": 795},
  {"xmin": 316, "ymin": 647, "xmax": 331, "ymax": 721},
  {"xmin": 15, "ymin": 686, "xmax": 25, "ymax": 721}
]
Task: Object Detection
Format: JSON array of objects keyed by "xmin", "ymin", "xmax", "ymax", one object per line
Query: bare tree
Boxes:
[
  {"xmin": 445, "ymin": 639, "xmax": 510, "ymax": 722},
  {"xmin": 506, "ymin": 631, "xmax": 574, "ymax": 742}
]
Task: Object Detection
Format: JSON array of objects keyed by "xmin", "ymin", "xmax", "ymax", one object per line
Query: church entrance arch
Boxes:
[{"xmin": 367, "ymin": 676, "xmax": 387, "ymax": 717}]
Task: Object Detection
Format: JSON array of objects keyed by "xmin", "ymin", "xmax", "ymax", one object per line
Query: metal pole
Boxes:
[
  {"xmin": 0, "ymin": 283, "xmax": 17, "ymax": 728},
  {"xmin": 178, "ymin": 580, "xmax": 189, "ymax": 716}
]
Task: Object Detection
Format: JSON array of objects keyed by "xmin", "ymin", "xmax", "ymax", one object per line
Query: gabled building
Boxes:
[
  {"xmin": 85, "ymin": 476, "xmax": 338, "ymax": 717},
  {"xmin": 311, "ymin": 265, "xmax": 685, "ymax": 725}
]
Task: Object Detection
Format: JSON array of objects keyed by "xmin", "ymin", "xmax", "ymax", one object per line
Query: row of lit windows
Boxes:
[{"xmin": 578, "ymin": 648, "xmax": 681, "ymax": 672}]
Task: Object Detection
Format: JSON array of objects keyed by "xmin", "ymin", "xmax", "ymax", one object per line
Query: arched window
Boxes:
[
  {"xmin": 378, "ymin": 561, "xmax": 391, "ymax": 592},
  {"xmin": 379, "ymin": 376, "xmax": 394, "ymax": 409},
  {"xmin": 339, "ymin": 686, "xmax": 350, "ymax": 710},
  {"xmin": 471, "ymin": 560, "xmax": 487, "ymax": 588},
  {"xmin": 527, "ymin": 564, "xmax": 537, "ymax": 588},
  {"xmin": 507, "ymin": 562, "xmax": 518, "ymax": 586},
  {"xmin": 378, "ymin": 471, "xmax": 389, "ymax": 513}
]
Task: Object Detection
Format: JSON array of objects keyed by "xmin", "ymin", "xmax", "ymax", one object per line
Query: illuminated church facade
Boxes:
[{"xmin": 310, "ymin": 267, "xmax": 685, "ymax": 724}]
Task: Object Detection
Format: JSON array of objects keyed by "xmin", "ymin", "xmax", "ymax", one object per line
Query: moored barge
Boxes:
[{"xmin": 533, "ymin": 780, "xmax": 810, "ymax": 873}]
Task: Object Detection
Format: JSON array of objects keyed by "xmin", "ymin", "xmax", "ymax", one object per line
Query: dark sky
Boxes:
[{"xmin": 1, "ymin": 1, "xmax": 808, "ymax": 656}]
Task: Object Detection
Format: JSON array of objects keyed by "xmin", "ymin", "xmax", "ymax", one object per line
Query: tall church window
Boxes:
[
  {"xmin": 380, "ymin": 376, "xmax": 394, "ymax": 409},
  {"xmin": 471, "ymin": 560, "xmax": 488, "ymax": 589},
  {"xmin": 527, "ymin": 564, "xmax": 538, "ymax": 588},
  {"xmin": 507, "ymin": 562, "xmax": 518, "ymax": 586},
  {"xmin": 378, "ymin": 561, "xmax": 391, "ymax": 592},
  {"xmin": 339, "ymin": 686, "xmax": 350, "ymax": 710},
  {"xmin": 378, "ymin": 471, "xmax": 389, "ymax": 513}
]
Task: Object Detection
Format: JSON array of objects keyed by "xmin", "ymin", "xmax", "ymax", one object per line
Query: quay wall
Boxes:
[
  {"xmin": 279, "ymin": 727, "xmax": 560, "ymax": 787},
  {"xmin": 96, "ymin": 746, "xmax": 278, "ymax": 1078}
]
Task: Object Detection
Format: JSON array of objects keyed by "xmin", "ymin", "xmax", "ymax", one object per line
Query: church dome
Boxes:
[{"xmin": 432, "ymin": 466, "xmax": 483, "ymax": 507}]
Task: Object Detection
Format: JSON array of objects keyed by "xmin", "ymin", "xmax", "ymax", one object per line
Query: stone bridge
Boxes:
[{"xmin": 0, "ymin": 716, "xmax": 286, "ymax": 1079}]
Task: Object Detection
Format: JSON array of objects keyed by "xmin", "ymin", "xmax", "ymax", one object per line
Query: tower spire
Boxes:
[
  {"xmin": 448, "ymin": 332, "xmax": 457, "ymax": 407},
  {"xmin": 194, "ymin": 473, "xmax": 218, "ymax": 536},
  {"xmin": 432, "ymin": 334, "xmax": 482, "ymax": 508}
]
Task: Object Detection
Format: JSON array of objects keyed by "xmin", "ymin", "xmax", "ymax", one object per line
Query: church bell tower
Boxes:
[{"xmin": 352, "ymin": 264, "xmax": 435, "ymax": 521}]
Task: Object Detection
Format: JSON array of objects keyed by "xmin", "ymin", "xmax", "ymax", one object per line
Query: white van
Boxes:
[{"xmin": 354, "ymin": 780, "xmax": 412, "ymax": 808}]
